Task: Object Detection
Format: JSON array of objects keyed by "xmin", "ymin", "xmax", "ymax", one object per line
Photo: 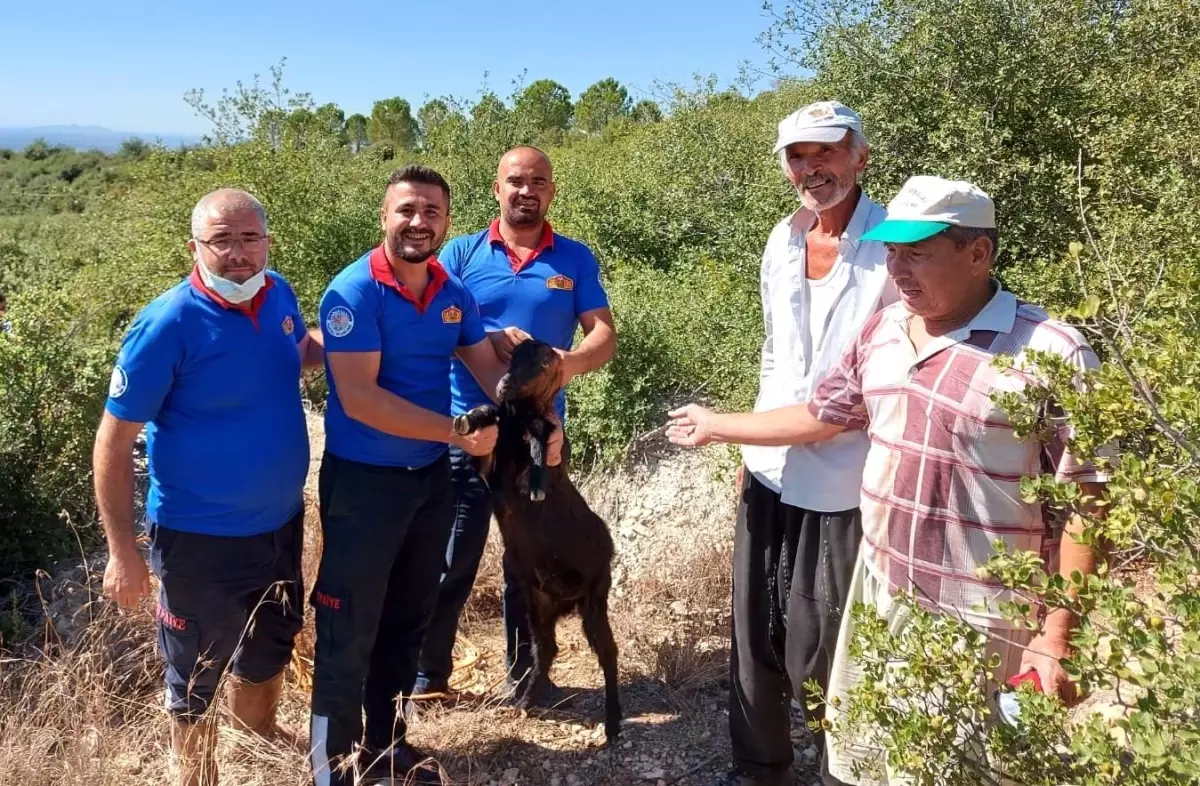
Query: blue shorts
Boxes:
[{"xmin": 149, "ymin": 509, "xmax": 305, "ymax": 719}]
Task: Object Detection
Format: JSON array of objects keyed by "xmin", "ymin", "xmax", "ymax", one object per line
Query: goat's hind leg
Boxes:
[
  {"xmin": 580, "ymin": 585, "xmax": 622, "ymax": 743},
  {"xmin": 515, "ymin": 589, "xmax": 559, "ymax": 709}
]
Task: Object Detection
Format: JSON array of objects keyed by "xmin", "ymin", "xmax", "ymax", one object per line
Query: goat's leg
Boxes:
[
  {"xmin": 515, "ymin": 589, "xmax": 559, "ymax": 708},
  {"xmin": 580, "ymin": 585, "xmax": 622, "ymax": 743},
  {"xmin": 524, "ymin": 416, "xmax": 554, "ymax": 502},
  {"xmin": 451, "ymin": 405, "xmax": 499, "ymax": 435}
]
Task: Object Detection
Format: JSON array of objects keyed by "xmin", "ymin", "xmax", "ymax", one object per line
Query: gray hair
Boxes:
[
  {"xmin": 190, "ymin": 189, "xmax": 268, "ymax": 238},
  {"xmin": 778, "ymin": 129, "xmax": 869, "ymax": 175}
]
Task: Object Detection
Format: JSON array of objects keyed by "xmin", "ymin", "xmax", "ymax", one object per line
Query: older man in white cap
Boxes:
[
  {"xmin": 670, "ymin": 176, "xmax": 1107, "ymax": 785},
  {"xmin": 672, "ymin": 101, "xmax": 893, "ymax": 786}
]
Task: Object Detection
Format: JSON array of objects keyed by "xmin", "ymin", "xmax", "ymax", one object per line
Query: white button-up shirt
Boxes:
[{"xmin": 742, "ymin": 191, "xmax": 894, "ymax": 512}]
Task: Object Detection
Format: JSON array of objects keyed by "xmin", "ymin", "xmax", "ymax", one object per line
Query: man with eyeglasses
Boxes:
[{"xmin": 93, "ymin": 188, "xmax": 323, "ymax": 786}]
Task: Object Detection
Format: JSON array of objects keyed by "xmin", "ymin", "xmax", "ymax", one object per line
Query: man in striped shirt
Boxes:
[{"xmin": 669, "ymin": 176, "xmax": 1106, "ymax": 785}]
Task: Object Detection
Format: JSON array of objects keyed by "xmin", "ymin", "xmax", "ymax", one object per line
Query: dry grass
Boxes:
[{"xmin": 1, "ymin": 421, "xmax": 750, "ymax": 785}]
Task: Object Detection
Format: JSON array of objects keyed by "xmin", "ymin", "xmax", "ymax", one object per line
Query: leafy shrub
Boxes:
[{"xmin": 0, "ymin": 287, "xmax": 116, "ymax": 579}]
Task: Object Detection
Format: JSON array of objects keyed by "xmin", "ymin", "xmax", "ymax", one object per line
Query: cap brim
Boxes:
[
  {"xmin": 861, "ymin": 220, "xmax": 951, "ymax": 243},
  {"xmin": 773, "ymin": 126, "xmax": 849, "ymax": 153}
]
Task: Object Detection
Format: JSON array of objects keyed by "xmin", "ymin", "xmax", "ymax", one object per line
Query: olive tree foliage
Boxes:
[{"xmin": 758, "ymin": 1, "xmax": 1200, "ymax": 783}]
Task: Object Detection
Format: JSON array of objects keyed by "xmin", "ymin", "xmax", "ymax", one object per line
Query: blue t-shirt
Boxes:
[
  {"xmin": 104, "ymin": 269, "xmax": 309, "ymax": 537},
  {"xmin": 442, "ymin": 221, "xmax": 610, "ymax": 419},
  {"xmin": 320, "ymin": 246, "xmax": 487, "ymax": 468}
]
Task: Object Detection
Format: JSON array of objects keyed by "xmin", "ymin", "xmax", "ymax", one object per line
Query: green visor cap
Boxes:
[{"xmin": 861, "ymin": 220, "xmax": 951, "ymax": 243}]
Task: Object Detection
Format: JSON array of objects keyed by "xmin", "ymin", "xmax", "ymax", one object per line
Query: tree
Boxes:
[
  {"xmin": 345, "ymin": 113, "xmax": 369, "ymax": 153},
  {"xmin": 367, "ymin": 97, "xmax": 419, "ymax": 153},
  {"xmin": 512, "ymin": 79, "xmax": 573, "ymax": 141},
  {"xmin": 22, "ymin": 139, "xmax": 55, "ymax": 161},
  {"xmin": 314, "ymin": 103, "xmax": 346, "ymax": 140},
  {"xmin": 631, "ymin": 99, "xmax": 663, "ymax": 124},
  {"xmin": 117, "ymin": 137, "xmax": 149, "ymax": 158},
  {"xmin": 574, "ymin": 78, "xmax": 632, "ymax": 133},
  {"xmin": 417, "ymin": 98, "xmax": 468, "ymax": 154}
]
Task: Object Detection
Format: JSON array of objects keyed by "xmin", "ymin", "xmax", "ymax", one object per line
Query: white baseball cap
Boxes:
[
  {"xmin": 862, "ymin": 175, "xmax": 996, "ymax": 243},
  {"xmin": 773, "ymin": 101, "xmax": 864, "ymax": 153}
]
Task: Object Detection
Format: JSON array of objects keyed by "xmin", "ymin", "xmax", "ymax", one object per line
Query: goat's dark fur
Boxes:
[{"xmin": 452, "ymin": 340, "xmax": 621, "ymax": 742}]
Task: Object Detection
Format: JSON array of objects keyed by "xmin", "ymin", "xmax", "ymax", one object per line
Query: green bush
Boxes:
[{"xmin": 0, "ymin": 287, "xmax": 116, "ymax": 578}]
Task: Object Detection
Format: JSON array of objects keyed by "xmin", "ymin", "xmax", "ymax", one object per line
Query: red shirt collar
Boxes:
[
  {"xmin": 369, "ymin": 245, "xmax": 449, "ymax": 314},
  {"xmin": 188, "ymin": 265, "xmax": 275, "ymax": 328},
  {"xmin": 488, "ymin": 219, "xmax": 555, "ymax": 273}
]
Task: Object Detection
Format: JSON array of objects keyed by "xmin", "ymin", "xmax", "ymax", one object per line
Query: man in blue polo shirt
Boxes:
[
  {"xmin": 94, "ymin": 189, "xmax": 323, "ymax": 786},
  {"xmin": 413, "ymin": 146, "xmax": 617, "ymax": 703},
  {"xmin": 310, "ymin": 165, "xmax": 561, "ymax": 786}
]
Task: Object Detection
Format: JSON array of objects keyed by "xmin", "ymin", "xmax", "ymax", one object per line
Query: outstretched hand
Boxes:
[{"xmin": 666, "ymin": 403, "xmax": 717, "ymax": 448}]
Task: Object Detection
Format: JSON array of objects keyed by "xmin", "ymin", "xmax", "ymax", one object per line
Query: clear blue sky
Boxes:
[{"xmin": 0, "ymin": 0, "xmax": 778, "ymax": 135}]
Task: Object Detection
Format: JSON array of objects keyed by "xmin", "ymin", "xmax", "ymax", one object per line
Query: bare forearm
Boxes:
[
  {"xmin": 1044, "ymin": 512, "xmax": 1100, "ymax": 639},
  {"xmin": 342, "ymin": 385, "xmax": 457, "ymax": 443},
  {"xmin": 302, "ymin": 329, "xmax": 325, "ymax": 369},
  {"xmin": 94, "ymin": 444, "xmax": 138, "ymax": 558},
  {"xmin": 709, "ymin": 403, "xmax": 846, "ymax": 447},
  {"xmin": 563, "ymin": 323, "xmax": 616, "ymax": 380}
]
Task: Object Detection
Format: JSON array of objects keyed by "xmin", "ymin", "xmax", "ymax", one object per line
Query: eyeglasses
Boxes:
[{"xmin": 194, "ymin": 235, "xmax": 268, "ymax": 254}]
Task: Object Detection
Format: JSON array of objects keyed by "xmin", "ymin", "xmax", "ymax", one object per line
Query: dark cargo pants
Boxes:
[
  {"xmin": 730, "ymin": 470, "xmax": 861, "ymax": 785},
  {"xmin": 150, "ymin": 509, "xmax": 305, "ymax": 719},
  {"xmin": 309, "ymin": 451, "xmax": 454, "ymax": 786}
]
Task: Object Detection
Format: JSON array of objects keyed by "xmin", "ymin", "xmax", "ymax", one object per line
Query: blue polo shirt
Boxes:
[
  {"xmin": 320, "ymin": 246, "xmax": 487, "ymax": 468},
  {"xmin": 442, "ymin": 220, "xmax": 610, "ymax": 419},
  {"xmin": 104, "ymin": 269, "xmax": 309, "ymax": 537}
]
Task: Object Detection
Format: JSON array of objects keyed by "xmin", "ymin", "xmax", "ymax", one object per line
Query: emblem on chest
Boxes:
[
  {"xmin": 442, "ymin": 305, "xmax": 463, "ymax": 323},
  {"xmin": 546, "ymin": 274, "xmax": 574, "ymax": 291},
  {"xmin": 282, "ymin": 315, "xmax": 295, "ymax": 336}
]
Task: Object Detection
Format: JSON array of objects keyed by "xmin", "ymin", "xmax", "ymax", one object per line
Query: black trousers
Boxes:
[
  {"xmin": 309, "ymin": 451, "xmax": 454, "ymax": 786},
  {"xmin": 729, "ymin": 470, "xmax": 862, "ymax": 785}
]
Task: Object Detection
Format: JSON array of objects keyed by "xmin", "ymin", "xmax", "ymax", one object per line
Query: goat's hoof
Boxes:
[
  {"xmin": 530, "ymin": 489, "xmax": 546, "ymax": 502},
  {"xmin": 451, "ymin": 414, "xmax": 471, "ymax": 435},
  {"xmin": 604, "ymin": 723, "xmax": 621, "ymax": 744}
]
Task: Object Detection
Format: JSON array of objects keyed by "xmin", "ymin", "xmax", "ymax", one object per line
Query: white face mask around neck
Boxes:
[{"xmin": 197, "ymin": 261, "xmax": 267, "ymax": 304}]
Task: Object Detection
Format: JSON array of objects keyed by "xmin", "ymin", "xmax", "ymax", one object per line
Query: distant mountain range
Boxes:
[{"xmin": 0, "ymin": 125, "xmax": 204, "ymax": 153}]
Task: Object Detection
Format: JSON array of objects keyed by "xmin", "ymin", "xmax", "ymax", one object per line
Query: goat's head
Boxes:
[{"xmin": 497, "ymin": 339, "xmax": 562, "ymax": 412}]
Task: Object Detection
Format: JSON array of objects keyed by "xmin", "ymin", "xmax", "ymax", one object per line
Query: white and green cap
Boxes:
[
  {"xmin": 862, "ymin": 175, "xmax": 996, "ymax": 243},
  {"xmin": 773, "ymin": 101, "xmax": 864, "ymax": 153}
]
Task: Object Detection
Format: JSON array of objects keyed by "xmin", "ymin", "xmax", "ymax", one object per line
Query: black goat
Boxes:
[{"xmin": 452, "ymin": 340, "xmax": 621, "ymax": 743}]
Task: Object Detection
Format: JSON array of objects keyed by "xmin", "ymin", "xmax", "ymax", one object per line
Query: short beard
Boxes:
[
  {"xmin": 388, "ymin": 233, "xmax": 438, "ymax": 264},
  {"xmin": 504, "ymin": 204, "xmax": 544, "ymax": 227},
  {"xmin": 797, "ymin": 172, "xmax": 857, "ymax": 212}
]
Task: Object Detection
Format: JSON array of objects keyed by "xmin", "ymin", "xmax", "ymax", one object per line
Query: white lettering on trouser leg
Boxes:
[{"xmin": 310, "ymin": 714, "xmax": 332, "ymax": 786}]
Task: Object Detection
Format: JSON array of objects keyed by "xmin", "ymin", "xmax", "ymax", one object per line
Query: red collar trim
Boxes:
[
  {"xmin": 369, "ymin": 245, "xmax": 449, "ymax": 314},
  {"xmin": 488, "ymin": 219, "xmax": 555, "ymax": 272},
  {"xmin": 188, "ymin": 265, "xmax": 275, "ymax": 328}
]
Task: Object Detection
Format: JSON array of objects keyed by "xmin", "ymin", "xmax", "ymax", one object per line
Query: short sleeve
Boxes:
[
  {"xmin": 320, "ymin": 279, "xmax": 380, "ymax": 353},
  {"xmin": 274, "ymin": 275, "xmax": 306, "ymax": 345},
  {"xmin": 105, "ymin": 305, "xmax": 181, "ymax": 424},
  {"xmin": 458, "ymin": 287, "xmax": 486, "ymax": 347},
  {"xmin": 573, "ymin": 245, "xmax": 610, "ymax": 316},
  {"xmin": 439, "ymin": 236, "xmax": 468, "ymax": 278},
  {"xmin": 807, "ymin": 326, "xmax": 870, "ymax": 431},
  {"xmin": 1044, "ymin": 342, "xmax": 1111, "ymax": 484}
]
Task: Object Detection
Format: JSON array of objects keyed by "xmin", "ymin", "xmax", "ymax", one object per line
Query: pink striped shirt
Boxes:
[{"xmin": 808, "ymin": 285, "xmax": 1107, "ymax": 627}]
